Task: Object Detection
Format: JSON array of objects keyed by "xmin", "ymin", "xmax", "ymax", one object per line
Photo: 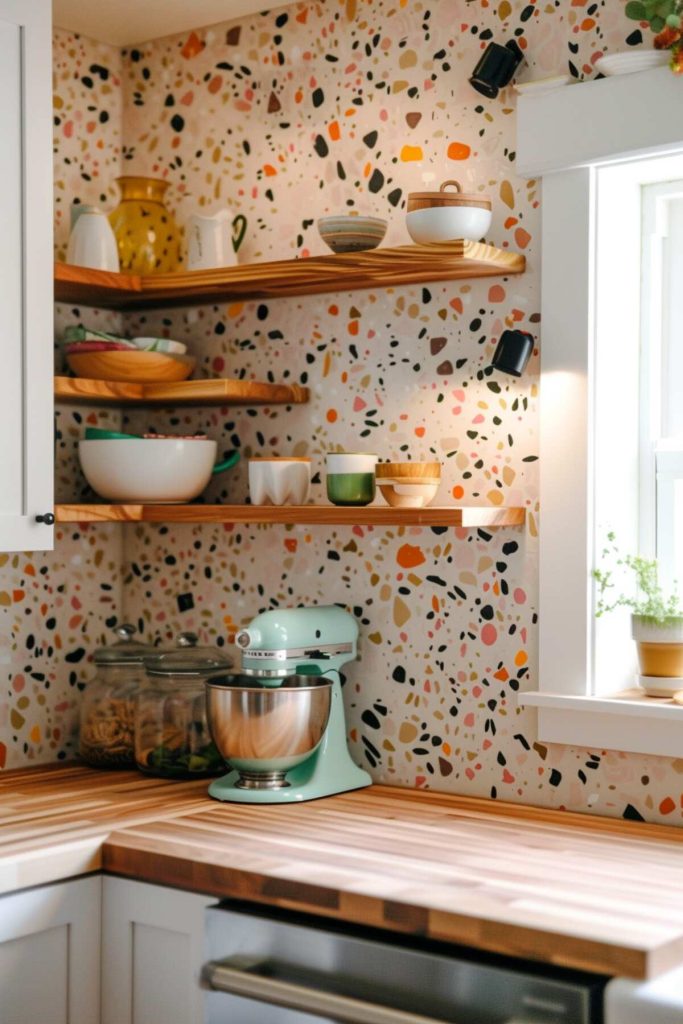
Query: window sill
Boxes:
[{"xmin": 518, "ymin": 690, "xmax": 683, "ymax": 758}]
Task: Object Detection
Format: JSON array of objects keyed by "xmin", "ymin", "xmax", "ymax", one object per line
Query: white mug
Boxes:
[
  {"xmin": 249, "ymin": 459, "xmax": 311, "ymax": 506},
  {"xmin": 66, "ymin": 205, "xmax": 119, "ymax": 271},
  {"xmin": 185, "ymin": 210, "xmax": 247, "ymax": 271}
]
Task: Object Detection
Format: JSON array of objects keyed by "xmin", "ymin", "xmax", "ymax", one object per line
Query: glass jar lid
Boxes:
[
  {"xmin": 145, "ymin": 632, "xmax": 233, "ymax": 677},
  {"xmin": 94, "ymin": 624, "xmax": 156, "ymax": 666}
]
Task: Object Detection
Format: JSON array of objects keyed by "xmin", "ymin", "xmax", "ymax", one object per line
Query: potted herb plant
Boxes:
[
  {"xmin": 593, "ymin": 533, "xmax": 683, "ymax": 695},
  {"xmin": 626, "ymin": 0, "xmax": 683, "ymax": 73}
]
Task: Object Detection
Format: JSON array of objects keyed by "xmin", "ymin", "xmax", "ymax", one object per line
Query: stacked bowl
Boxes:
[{"xmin": 376, "ymin": 462, "xmax": 441, "ymax": 508}]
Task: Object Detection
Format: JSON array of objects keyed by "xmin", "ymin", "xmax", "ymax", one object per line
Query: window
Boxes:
[
  {"xmin": 640, "ymin": 179, "xmax": 683, "ymax": 594},
  {"xmin": 515, "ymin": 69, "xmax": 683, "ymax": 757}
]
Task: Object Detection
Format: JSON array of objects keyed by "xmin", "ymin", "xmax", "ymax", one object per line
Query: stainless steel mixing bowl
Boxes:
[{"xmin": 206, "ymin": 673, "xmax": 333, "ymax": 789}]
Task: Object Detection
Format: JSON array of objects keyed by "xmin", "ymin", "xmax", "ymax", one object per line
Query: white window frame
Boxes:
[
  {"xmin": 516, "ymin": 67, "xmax": 683, "ymax": 758},
  {"xmin": 641, "ymin": 180, "xmax": 683, "ymax": 595}
]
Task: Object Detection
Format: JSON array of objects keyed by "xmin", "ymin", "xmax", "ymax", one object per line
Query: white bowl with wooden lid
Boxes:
[{"xmin": 406, "ymin": 180, "xmax": 492, "ymax": 244}]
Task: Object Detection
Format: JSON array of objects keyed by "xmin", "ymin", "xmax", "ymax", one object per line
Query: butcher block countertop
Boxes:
[{"xmin": 2, "ymin": 765, "xmax": 683, "ymax": 980}]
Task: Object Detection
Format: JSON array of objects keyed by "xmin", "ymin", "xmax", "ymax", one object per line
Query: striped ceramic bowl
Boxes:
[{"xmin": 318, "ymin": 215, "xmax": 387, "ymax": 253}]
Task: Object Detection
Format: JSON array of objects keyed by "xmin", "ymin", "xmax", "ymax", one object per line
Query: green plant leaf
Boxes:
[
  {"xmin": 651, "ymin": 14, "xmax": 667, "ymax": 29},
  {"xmin": 625, "ymin": 0, "xmax": 648, "ymax": 17}
]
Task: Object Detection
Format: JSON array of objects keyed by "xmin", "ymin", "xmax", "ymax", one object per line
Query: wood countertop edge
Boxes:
[{"xmin": 100, "ymin": 837, "xmax": 659, "ymax": 980}]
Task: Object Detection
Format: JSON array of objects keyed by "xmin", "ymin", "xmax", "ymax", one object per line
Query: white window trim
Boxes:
[{"xmin": 516, "ymin": 68, "xmax": 683, "ymax": 758}]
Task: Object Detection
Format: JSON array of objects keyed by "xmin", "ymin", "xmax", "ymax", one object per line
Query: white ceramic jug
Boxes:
[
  {"xmin": 185, "ymin": 210, "xmax": 247, "ymax": 271},
  {"xmin": 66, "ymin": 204, "xmax": 119, "ymax": 271}
]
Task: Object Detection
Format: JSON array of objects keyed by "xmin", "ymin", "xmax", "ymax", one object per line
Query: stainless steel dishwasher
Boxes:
[{"xmin": 203, "ymin": 902, "xmax": 606, "ymax": 1024}]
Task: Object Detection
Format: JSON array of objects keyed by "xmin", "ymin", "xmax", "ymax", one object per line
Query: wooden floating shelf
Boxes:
[
  {"xmin": 54, "ymin": 242, "xmax": 525, "ymax": 309},
  {"xmin": 55, "ymin": 504, "xmax": 526, "ymax": 528},
  {"xmin": 54, "ymin": 375, "xmax": 309, "ymax": 407}
]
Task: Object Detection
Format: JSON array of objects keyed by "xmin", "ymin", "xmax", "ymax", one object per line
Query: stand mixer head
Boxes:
[
  {"xmin": 235, "ymin": 604, "xmax": 358, "ymax": 679},
  {"xmin": 206, "ymin": 605, "xmax": 372, "ymax": 803}
]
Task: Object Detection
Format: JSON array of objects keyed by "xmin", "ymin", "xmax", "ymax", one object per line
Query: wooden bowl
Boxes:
[
  {"xmin": 66, "ymin": 350, "xmax": 195, "ymax": 383},
  {"xmin": 376, "ymin": 461, "xmax": 441, "ymax": 480}
]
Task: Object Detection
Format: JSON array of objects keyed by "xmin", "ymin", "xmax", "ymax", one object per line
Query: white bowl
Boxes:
[
  {"xmin": 377, "ymin": 478, "xmax": 440, "ymax": 508},
  {"xmin": 406, "ymin": 205, "xmax": 492, "ymax": 244},
  {"xmin": 514, "ymin": 74, "xmax": 571, "ymax": 94},
  {"xmin": 249, "ymin": 458, "xmax": 311, "ymax": 506},
  {"xmin": 595, "ymin": 52, "xmax": 668, "ymax": 76},
  {"xmin": 79, "ymin": 438, "xmax": 220, "ymax": 502}
]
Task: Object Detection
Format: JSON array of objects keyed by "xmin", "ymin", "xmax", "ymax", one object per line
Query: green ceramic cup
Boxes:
[
  {"xmin": 326, "ymin": 452, "xmax": 378, "ymax": 507},
  {"xmin": 326, "ymin": 472, "xmax": 376, "ymax": 507}
]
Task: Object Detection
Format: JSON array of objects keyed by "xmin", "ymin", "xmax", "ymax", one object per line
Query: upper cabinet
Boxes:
[{"xmin": 0, "ymin": 0, "xmax": 53, "ymax": 553}]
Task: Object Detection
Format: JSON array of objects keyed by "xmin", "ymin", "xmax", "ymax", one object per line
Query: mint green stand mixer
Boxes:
[{"xmin": 206, "ymin": 606, "xmax": 372, "ymax": 803}]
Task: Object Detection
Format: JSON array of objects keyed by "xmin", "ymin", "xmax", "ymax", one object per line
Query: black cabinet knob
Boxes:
[{"xmin": 35, "ymin": 513, "xmax": 55, "ymax": 525}]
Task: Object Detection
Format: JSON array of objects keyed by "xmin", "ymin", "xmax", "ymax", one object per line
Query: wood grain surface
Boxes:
[
  {"xmin": 54, "ymin": 243, "xmax": 525, "ymax": 309},
  {"xmin": 54, "ymin": 375, "xmax": 310, "ymax": 407},
  {"xmin": 54, "ymin": 504, "xmax": 527, "ymax": 527},
  {"xmin": 2, "ymin": 767, "xmax": 682, "ymax": 979},
  {"xmin": 0, "ymin": 764, "xmax": 207, "ymax": 895},
  {"xmin": 102, "ymin": 786, "xmax": 683, "ymax": 980}
]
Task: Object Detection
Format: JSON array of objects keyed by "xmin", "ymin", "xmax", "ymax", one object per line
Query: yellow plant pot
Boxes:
[
  {"xmin": 109, "ymin": 176, "xmax": 181, "ymax": 274},
  {"xmin": 635, "ymin": 641, "xmax": 683, "ymax": 677}
]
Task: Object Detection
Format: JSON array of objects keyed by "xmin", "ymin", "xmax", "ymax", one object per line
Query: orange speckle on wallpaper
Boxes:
[
  {"xmin": 328, "ymin": 120, "xmax": 341, "ymax": 141},
  {"xmin": 30, "ymin": 725, "xmax": 41, "ymax": 743},
  {"xmin": 284, "ymin": 538, "xmax": 298, "ymax": 553},
  {"xmin": 452, "ymin": 485, "xmax": 464, "ymax": 499},
  {"xmin": 488, "ymin": 284, "xmax": 505, "ymax": 302},
  {"xmin": 397, "ymin": 544, "xmax": 425, "ymax": 569},
  {"xmin": 181, "ymin": 31, "xmax": 205, "ymax": 59},
  {"xmin": 514, "ymin": 650, "xmax": 528, "ymax": 667},
  {"xmin": 515, "ymin": 227, "xmax": 531, "ymax": 249},
  {"xmin": 400, "ymin": 145, "xmax": 423, "ymax": 162},
  {"xmin": 659, "ymin": 796, "xmax": 676, "ymax": 815},
  {"xmin": 263, "ymin": 164, "xmax": 277, "ymax": 176},
  {"xmin": 447, "ymin": 141, "xmax": 471, "ymax": 160},
  {"xmin": 326, "ymin": 409, "xmax": 338, "ymax": 423}
]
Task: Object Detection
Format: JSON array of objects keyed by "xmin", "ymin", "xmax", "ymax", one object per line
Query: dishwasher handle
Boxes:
[{"xmin": 203, "ymin": 955, "xmax": 454, "ymax": 1024}]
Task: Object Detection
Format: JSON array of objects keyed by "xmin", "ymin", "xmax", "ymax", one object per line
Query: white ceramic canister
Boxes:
[
  {"xmin": 249, "ymin": 458, "xmax": 311, "ymax": 506},
  {"xmin": 67, "ymin": 204, "xmax": 120, "ymax": 271},
  {"xmin": 406, "ymin": 180, "xmax": 492, "ymax": 244}
]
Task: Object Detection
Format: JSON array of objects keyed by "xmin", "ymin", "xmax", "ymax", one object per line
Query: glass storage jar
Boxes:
[
  {"xmin": 135, "ymin": 633, "xmax": 232, "ymax": 778},
  {"xmin": 79, "ymin": 624, "xmax": 155, "ymax": 768},
  {"xmin": 108, "ymin": 175, "xmax": 182, "ymax": 273}
]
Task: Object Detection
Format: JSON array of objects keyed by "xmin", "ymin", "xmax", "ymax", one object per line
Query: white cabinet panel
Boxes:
[
  {"xmin": 0, "ymin": 926, "xmax": 69, "ymax": 1024},
  {"xmin": 102, "ymin": 876, "xmax": 212, "ymax": 1024},
  {"xmin": 0, "ymin": 876, "xmax": 101, "ymax": 1024},
  {"xmin": 0, "ymin": 0, "xmax": 53, "ymax": 552}
]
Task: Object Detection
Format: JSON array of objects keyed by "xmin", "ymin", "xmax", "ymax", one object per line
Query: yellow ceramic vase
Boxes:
[{"xmin": 109, "ymin": 176, "xmax": 181, "ymax": 274}]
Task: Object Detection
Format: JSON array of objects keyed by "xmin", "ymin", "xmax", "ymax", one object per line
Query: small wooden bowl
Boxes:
[
  {"xmin": 67, "ymin": 350, "xmax": 196, "ymax": 383},
  {"xmin": 376, "ymin": 461, "xmax": 441, "ymax": 480}
]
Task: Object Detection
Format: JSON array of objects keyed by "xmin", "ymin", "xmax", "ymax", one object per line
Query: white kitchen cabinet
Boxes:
[
  {"xmin": 0, "ymin": 876, "xmax": 101, "ymax": 1024},
  {"xmin": 0, "ymin": 0, "xmax": 54, "ymax": 553},
  {"xmin": 101, "ymin": 876, "xmax": 212, "ymax": 1024}
]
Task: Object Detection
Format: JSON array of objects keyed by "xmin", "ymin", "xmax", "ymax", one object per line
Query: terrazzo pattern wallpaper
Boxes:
[
  {"xmin": 4, "ymin": 2, "xmax": 683, "ymax": 827},
  {"xmin": 117, "ymin": 0, "xmax": 683, "ymax": 826},
  {"xmin": 0, "ymin": 32, "xmax": 125, "ymax": 771}
]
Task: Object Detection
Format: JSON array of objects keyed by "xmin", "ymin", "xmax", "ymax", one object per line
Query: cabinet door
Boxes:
[
  {"xmin": 102, "ymin": 876, "xmax": 212, "ymax": 1024},
  {"xmin": 0, "ymin": 0, "xmax": 53, "ymax": 553},
  {"xmin": 0, "ymin": 876, "xmax": 101, "ymax": 1024}
]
